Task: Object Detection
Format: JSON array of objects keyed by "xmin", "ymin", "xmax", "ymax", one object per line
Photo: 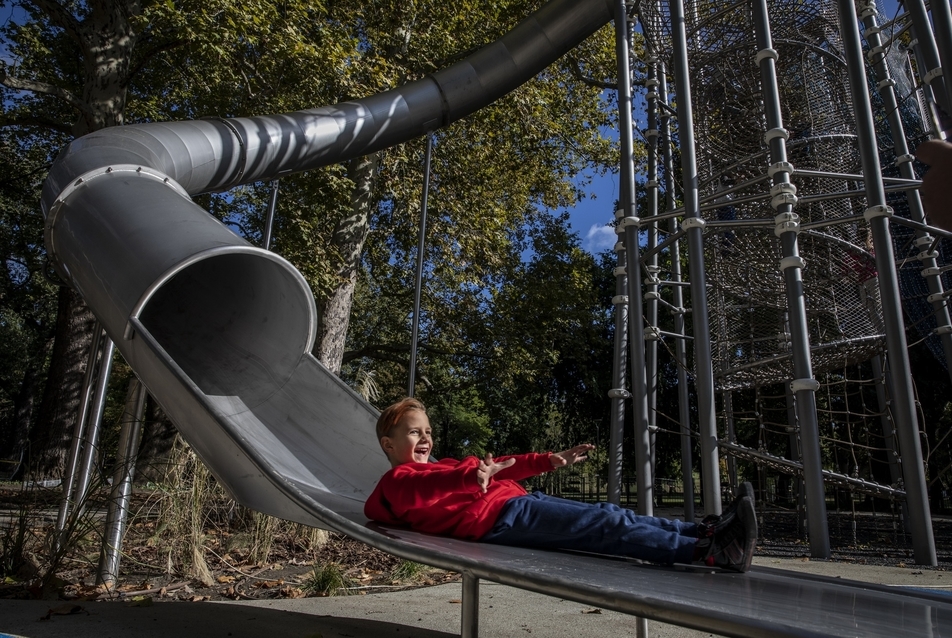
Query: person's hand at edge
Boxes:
[
  {"xmin": 476, "ymin": 453, "xmax": 516, "ymax": 493},
  {"xmin": 550, "ymin": 443, "xmax": 596, "ymax": 468},
  {"xmin": 916, "ymin": 139, "xmax": 952, "ymax": 231}
]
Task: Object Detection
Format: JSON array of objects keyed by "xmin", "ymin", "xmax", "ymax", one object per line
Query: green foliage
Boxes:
[
  {"xmin": 302, "ymin": 562, "xmax": 354, "ymax": 596},
  {"xmin": 390, "ymin": 559, "xmax": 430, "ymax": 583},
  {"xmin": 0, "ymin": 504, "xmax": 31, "ymax": 578},
  {"xmin": 0, "ymin": 129, "xmax": 58, "ymax": 460},
  {"xmin": 0, "ymin": 0, "xmax": 630, "ymax": 471}
]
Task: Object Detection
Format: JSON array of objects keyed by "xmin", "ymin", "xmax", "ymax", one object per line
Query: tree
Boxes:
[
  {"xmin": 0, "ymin": 0, "xmax": 621, "ymax": 476},
  {"xmin": 0, "ymin": 0, "xmax": 149, "ymax": 475},
  {"xmin": 0, "ymin": 128, "xmax": 58, "ymax": 466},
  {"xmin": 344, "ymin": 209, "xmax": 616, "ymax": 457}
]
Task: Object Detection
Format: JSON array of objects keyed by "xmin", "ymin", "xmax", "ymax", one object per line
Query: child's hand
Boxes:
[
  {"xmin": 476, "ymin": 453, "xmax": 516, "ymax": 493},
  {"xmin": 551, "ymin": 444, "xmax": 595, "ymax": 468}
]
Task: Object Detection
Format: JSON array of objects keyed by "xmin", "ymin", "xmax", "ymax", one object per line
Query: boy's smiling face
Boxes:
[{"xmin": 381, "ymin": 409, "xmax": 432, "ymax": 467}]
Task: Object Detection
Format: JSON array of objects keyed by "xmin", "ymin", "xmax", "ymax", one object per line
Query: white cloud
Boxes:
[{"xmin": 584, "ymin": 224, "xmax": 616, "ymax": 254}]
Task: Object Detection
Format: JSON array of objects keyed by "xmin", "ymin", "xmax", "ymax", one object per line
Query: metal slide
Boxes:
[{"xmin": 41, "ymin": 0, "xmax": 952, "ymax": 635}]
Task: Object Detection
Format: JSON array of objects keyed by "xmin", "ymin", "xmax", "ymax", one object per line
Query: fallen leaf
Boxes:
[
  {"xmin": 254, "ymin": 580, "xmax": 283, "ymax": 588},
  {"xmin": 216, "ymin": 575, "xmax": 236, "ymax": 584},
  {"xmin": 581, "ymin": 608, "xmax": 602, "ymax": 614},
  {"xmin": 126, "ymin": 596, "xmax": 153, "ymax": 607}
]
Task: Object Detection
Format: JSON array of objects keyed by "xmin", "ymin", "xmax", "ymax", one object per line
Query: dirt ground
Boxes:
[{"xmin": 0, "ymin": 485, "xmax": 459, "ymax": 605}]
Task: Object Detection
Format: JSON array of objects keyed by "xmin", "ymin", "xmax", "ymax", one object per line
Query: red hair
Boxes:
[{"xmin": 376, "ymin": 397, "xmax": 426, "ymax": 441}]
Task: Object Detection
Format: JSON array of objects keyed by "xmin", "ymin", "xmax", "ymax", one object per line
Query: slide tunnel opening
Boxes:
[{"xmin": 139, "ymin": 251, "xmax": 315, "ymax": 407}]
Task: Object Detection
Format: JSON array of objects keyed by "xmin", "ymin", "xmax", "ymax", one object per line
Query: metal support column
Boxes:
[
  {"xmin": 409, "ymin": 133, "xmax": 433, "ymax": 398},
  {"xmin": 656, "ymin": 56, "xmax": 696, "ymax": 521},
  {"xmin": 70, "ymin": 337, "xmax": 116, "ymax": 519},
  {"xmin": 861, "ymin": 2, "xmax": 952, "ymax": 386},
  {"xmin": 644, "ymin": 33, "xmax": 661, "ymax": 488},
  {"xmin": 924, "ymin": 0, "xmax": 952, "ymax": 121},
  {"xmin": 616, "ymin": 0, "xmax": 652, "ymax": 516},
  {"xmin": 263, "ymin": 179, "xmax": 279, "ymax": 250},
  {"xmin": 668, "ymin": 0, "xmax": 722, "ymax": 516},
  {"xmin": 97, "ymin": 378, "xmax": 147, "ymax": 587},
  {"xmin": 56, "ymin": 324, "xmax": 105, "ymax": 535},
  {"xmin": 609, "ymin": 250, "xmax": 630, "ymax": 505},
  {"xmin": 838, "ymin": 0, "xmax": 937, "ymax": 565},
  {"xmin": 752, "ymin": 0, "xmax": 829, "ymax": 558},
  {"xmin": 784, "ymin": 386, "xmax": 806, "ymax": 538},
  {"xmin": 903, "ymin": 0, "xmax": 952, "ymax": 119},
  {"xmin": 870, "ymin": 355, "xmax": 903, "ymax": 491},
  {"xmin": 461, "ymin": 572, "xmax": 479, "ymax": 638}
]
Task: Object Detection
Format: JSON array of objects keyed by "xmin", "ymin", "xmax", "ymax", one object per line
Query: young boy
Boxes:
[{"xmin": 364, "ymin": 398, "xmax": 757, "ymax": 572}]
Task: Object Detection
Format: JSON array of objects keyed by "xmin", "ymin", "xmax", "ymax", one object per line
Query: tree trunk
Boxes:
[
  {"xmin": 28, "ymin": 287, "xmax": 98, "ymax": 478},
  {"xmin": 29, "ymin": 1, "xmax": 141, "ymax": 478},
  {"xmin": 315, "ymin": 152, "xmax": 381, "ymax": 374},
  {"xmin": 3, "ymin": 339, "xmax": 50, "ymax": 472},
  {"xmin": 134, "ymin": 395, "xmax": 178, "ymax": 484}
]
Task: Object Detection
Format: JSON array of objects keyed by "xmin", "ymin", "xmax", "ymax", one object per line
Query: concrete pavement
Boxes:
[{"xmin": 1, "ymin": 556, "xmax": 950, "ymax": 638}]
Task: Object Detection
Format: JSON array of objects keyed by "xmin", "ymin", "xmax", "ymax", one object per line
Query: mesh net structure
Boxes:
[
  {"xmin": 643, "ymin": 0, "xmax": 886, "ymax": 392},
  {"xmin": 634, "ymin": 0, "xmax": 952, "ymax": 520}
]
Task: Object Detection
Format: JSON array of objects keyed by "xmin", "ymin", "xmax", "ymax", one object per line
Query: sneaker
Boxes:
[
  {"xmin": 695, "ymin": 495, "xmax": 757, "ymax": 573},
  {"xmin": 697, "ymin": 482, "xmax": 754, "ymax": 537}
]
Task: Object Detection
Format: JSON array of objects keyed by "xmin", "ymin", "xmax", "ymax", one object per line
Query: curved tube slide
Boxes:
[
  {"xmin": 40, "ymin": 0, "xmax": 952, "ymax": 634},
  {"xmin": 42, "ymin": 0, "xmax": 614, "ymax": 534}
]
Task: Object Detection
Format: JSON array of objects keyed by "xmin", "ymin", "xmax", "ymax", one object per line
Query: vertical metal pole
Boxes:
[
  {"xmin": 656, "ymin": 57, "xmax": 696, "ymax": 521},
  {"xmin": 644, "ymin": 41, "xmax": 661, "ymax": 489},
  {"xmin": 904, "ymin": 0, "xmax": 952, "ymax": 118},
  {"xmin": 461, "ymin": 572, "xmax": 479, "ymax": 638},
  {"xmin": 838, "ymin": 0, "xmax": 937, "ymax": 565},
  {"xmin": 924, "ymin": 0, "xmax": 952, "ymax": 122},
  {"xmin": 752, "ymin": 0, "xmax": 830, "ymax": 558},
  {"xmin": 409, "ymin": 133, "xmax": 433, "ymax": 398},
  {"xmin": 861, "ymin": 2, "xmax": 952, "ymax": 384},
  {"xmin": 56, "ymin": 324, "xmax": 105, "ymax": 534},
  {"xmin": 98, "ymin": 378, "xmax": 146, "ymax": 587},
  {"xmin": 870, "ymin": 355, "xmax": 903, "ymax": 489},
  {"xmin": 668, "ymin": 0, "xmax": 722, "ymax": 516},
  {"xmin": 784, "ymin": 386, "xmax": 806, "ymax": 538},
  {"xmin": 70, "ymin": 337, "xmax": 116, "ymax": 522},
  {"xmin": 609, "ymin": 250, "xmax": 630, "ymax": 505},
  {"xmin": 263, "ymin": 179, "xmax": 279, "ymax": 250},
  {"xmin": 616, "ymin": 0, "xmax": 652, "ymax": 517},
  {"xmin": 607, "ymin": 0, "xmax": 631, "ymax": 505}
]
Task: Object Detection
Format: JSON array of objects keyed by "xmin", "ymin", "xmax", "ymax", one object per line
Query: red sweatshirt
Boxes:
[{"xmin": 364, "ymin": 453, "xmax": 555, "ymax": 540}]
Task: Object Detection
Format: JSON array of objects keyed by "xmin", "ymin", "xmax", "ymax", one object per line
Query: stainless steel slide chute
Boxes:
[
  {"xmin": 39, "ymin": 0, "xmax": 952, "ymax": 634},
  {"xmin": 41, "ymin": 0, "xmax": 616, "ymax": 526}
]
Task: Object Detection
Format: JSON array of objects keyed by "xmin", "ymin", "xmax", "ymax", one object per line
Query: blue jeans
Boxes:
[{"xmin": 481, "ymin": 492, "xmax": 698, "ymax": 565}]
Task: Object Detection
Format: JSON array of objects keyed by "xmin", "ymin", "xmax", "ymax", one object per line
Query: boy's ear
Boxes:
[{"xmin": 380, "ymin": 437, "xmax": 393, "ymax": 453}]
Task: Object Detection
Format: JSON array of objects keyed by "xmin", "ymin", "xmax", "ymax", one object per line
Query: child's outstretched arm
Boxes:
[
  {"xmin": 550, "ymin": 443, "xmax": 595, "ymax": 469},
  {"xmin": 476, "ymin": 454, "xmax": 517, "ymax": 493}
]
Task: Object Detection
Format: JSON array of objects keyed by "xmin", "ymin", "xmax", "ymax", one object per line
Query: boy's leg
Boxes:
[
  {"xmin": 482, "ymin": 492, "xmax": 697, "ymax": 564},
  {"xmin": 525, "ymin": 493, "xmax": 699, "ymax": 536}
]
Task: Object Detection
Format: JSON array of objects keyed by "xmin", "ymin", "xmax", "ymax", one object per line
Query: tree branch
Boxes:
[
  {"xmin": 569, "ymin": 58, "xmax": 616, "ymax": 91},
  {"xmin": 124, "ymin": 39, "xmax": 188, "ymax": 87},
  {"xmin": 0, "ymin": 113, "xmax": 73, "ymax": 135},
  {"xmin": 1, "ymin": 70, "xmax": 92, "ymax": 120},
  {"xmin": 23, "ymin": 0, "xmax": 85, "ymax": 51}
]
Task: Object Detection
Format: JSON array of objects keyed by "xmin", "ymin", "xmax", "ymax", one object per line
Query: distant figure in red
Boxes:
[{"xmin": 364, "ymin": 397, "xmax": 757, "ymax": 572}]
